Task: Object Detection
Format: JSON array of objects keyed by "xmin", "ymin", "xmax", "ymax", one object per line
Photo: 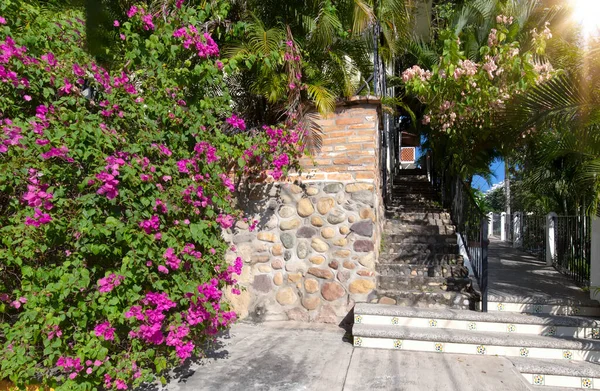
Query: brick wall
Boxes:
[{"xmin": 293, "ymin": 96, "xmax": 381, "ymax": 185}]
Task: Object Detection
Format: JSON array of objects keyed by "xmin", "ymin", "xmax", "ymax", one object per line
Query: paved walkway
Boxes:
[
  {"xmin": 488, "ymin": 239, "xmax": 593, "ymax": 304},
  {"xmin": 165, "ymin": 321, "xmax": 533, "ymax": 391}
]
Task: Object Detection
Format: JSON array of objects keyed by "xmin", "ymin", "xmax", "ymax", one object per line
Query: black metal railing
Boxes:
[
  {"xmin": 521, "ymin": 214, "xmax": 546, "ymax": 262},
  {"xmin": 426, "ymin": 153, "xmax": 489, "ymax": 312},
  {"xmin": 554, "ymin": 215, "xmax": 592, "ymax": 287}
]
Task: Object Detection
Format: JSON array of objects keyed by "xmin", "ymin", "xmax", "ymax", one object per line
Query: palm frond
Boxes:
[{"xmin": 306, "ymin": 80, "xmax": 337, "ymax": 115}]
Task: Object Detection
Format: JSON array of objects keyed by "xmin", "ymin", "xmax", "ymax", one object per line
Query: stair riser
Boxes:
[
  {"xmin": 376, "ymin": 264, "xmax": 466, "ymax": 278},
  {"xmin": 354, "ymin": 315, "xmax": 600, "ymax": 339},
  {"xmin": 381, "ymin": 244, "xmax": 459, "ymax": 255},
  {"xmin": 384, "ymin": 235, "xmax": 457, "ymax": 245},
  {"xmin": 352, "ymin": 336, "xmax": 600, "ymax": 363},
  {"xmin": 490, "ymin": 301, "xmax": 600, "ymax": 317},
  {"xmin": 378, "ymin": 255, "xmax": 463, "ymax": 265},
  {"xmin": 372, "ymin": 291, "xmax": 477, "ymax": 310},
  {"xmin": 521, "ymin": 373, "xmax": 599, "ymax": 389},
  {"xmin": 378, "ymin": 277, "xmax": 472, "ymax": 292}
]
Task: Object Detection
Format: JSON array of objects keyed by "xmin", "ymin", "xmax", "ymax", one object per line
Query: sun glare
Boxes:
[{"xmin": 572, "ymin": 0, "xmax": 600, "ymax": 38}]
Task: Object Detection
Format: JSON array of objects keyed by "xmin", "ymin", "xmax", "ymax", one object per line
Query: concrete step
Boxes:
[
  {"xmin": 383, "ymin": 223, "xmax": 456, "ymax": 236},
  {"xmin": 489, "ymin": 298, "xmax": 600, "ymax": 317},
  {"xmin": 509, "ymin": 357, "xmax": 600, "ymax": 389},
  {"xmin": 378, "ymin": 275, "xmax": 472, "ymax": 292},
  {"xmin": 384, "ymin": 233, "xmax": 457, "ymax": 245},
  {"xmin": 354, "ymin": 304, "xmax": 600, "ymax": 339},
  {"xmin": 372, "ymin": 289, "xmax": 478, "ymax": 310},
  {"xmin": 376, "ymin": 263, "xmax": 468, "ymax": 278},
  {"xmin": 351, "ymin": 324, "xmax": 600, "ymax": 362},
  {"xmin": 378, "ymin": 253, "xmax": 464, "ymax": 265},
  {"xmin": 380, "ymin": 242, "xmax": 459, "ymax": 257}
]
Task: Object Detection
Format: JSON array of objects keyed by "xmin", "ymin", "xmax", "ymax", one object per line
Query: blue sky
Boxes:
[{"xmin": 471, "ymin": 158, "xmax": 505, "ymax": 192}]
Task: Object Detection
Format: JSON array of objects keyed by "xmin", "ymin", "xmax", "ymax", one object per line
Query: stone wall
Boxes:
[{"xmin": 224, "ymin": 97, "xmax": 384, "ymax": 323}]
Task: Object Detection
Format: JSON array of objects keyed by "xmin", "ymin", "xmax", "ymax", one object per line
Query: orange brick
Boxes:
[
  {"xmin": 348, "ymin": 136, "xmax": 374, "ymax": 143},
  {"xmin": 352, "ymin": 157, "xmax": 376, "ymax": 165},
  {"xmin": 335, "ymin": 144, "xmax": 362, "ymax": 151},
  {"xmin": 300, "ymin": 173, "xmax": 326, "ymax": 180},
  {"xmin": 348, "ymin": 165, "xmax": 375, "ymax": 171},
  {"xmin": 313, "ymin": 158, "xmax": 332, "ymax": 165},
  {"xmin": 336, "ymin": 117, "xmax": 363, "ymax": 125},
  {"xmin": 320, "ymin": 165, "xmax": 346, "ymax": 172},
  {"xmin": 356, "ymin": 131, "xmax": 376, "ymax": 138},
  {"xmin": 326, "ymin": 130, "xmax": 354, "ymax": 138},
  {"xmin": 327, "ymin": 173, "xmax": 354, "ymax": 181},
  {"xmin": 349, "ymin": 123, "xmax": 376, "ymax": 130},
  {"xmin": 315, "ymin": 119, "xmax": 336, "ymax": 127},
  {"xmin": 323, "ymin": 137, "xmax": 348, "ymax": 146},
  {"xmin": 355, "ymin": 171, "xmax": 376, "ymax": 180},
  {"xmin": 333, "ymin": 157, "xmax": 351, "ymax": 165}
]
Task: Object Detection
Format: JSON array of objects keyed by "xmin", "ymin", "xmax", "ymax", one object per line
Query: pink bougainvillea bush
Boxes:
[{"xmin": 0, "ymin": 1, "xmax": 302, "ymax": 389}]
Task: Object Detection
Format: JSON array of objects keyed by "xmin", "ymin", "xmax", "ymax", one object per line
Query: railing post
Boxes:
[
  {"xmin": 500, "ymin": 212, "xmax": 507, "ymax": 241},
  {"xmin": 481, "ymin": 216, "xmax": 488, "ymax": 312},
  {"xmin": 546, "ymin": 212, "xmax": 557, "ymax": 266},
  {"xmin": 590, "ymin": 216, "xmax": 600, "ymax": 301},
  {"xmin": 487, "ymin": 212, "xmax": 493, "ymax": 238},
  {"xmin": 513, "ymin": 212, "xmax": 523, "ymax": 248}
]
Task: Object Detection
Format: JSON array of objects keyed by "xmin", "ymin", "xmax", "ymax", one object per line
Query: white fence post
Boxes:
[
  {"xmin": 500, "ymin": 212, "xmax": 507, "ymax": 241},
  {"xmin": 545, "ymin": 212, "xmax": 557, "ymax": 266},
  {"xmin": 487, "ymin": 212, "xmax": 494, "ymax": 238},
  {"xmin": 591, "ymin": 216, "xmax": 600, "ymax": 301},
  {"xmin": 513, "ymin": 212, "xmax": 523, "ymax": 248}
]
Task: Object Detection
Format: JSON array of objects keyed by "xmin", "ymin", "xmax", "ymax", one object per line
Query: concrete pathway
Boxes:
[
  {"xmin": 165, "ymin": 321, "xmax": 533, "ymax": 391},
  {"xmin": 488, "ymin": 239, "xmax": 593, "ymax": 303}
]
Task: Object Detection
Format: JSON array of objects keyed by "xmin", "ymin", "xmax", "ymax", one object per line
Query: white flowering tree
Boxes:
[{"xmin": 402, "ymin": 14, "xmax": 554, "ymax": 178}]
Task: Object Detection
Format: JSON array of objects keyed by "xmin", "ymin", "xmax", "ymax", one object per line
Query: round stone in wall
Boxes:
[
  {"xmin": 327, "ymin": 209, "xmax": 346, "ymax": 224},
  {"xmin": 297, "ymin": 241, "xmax": 310, "ymax": 259},
  {"xmin": 339, "ymin": 226, "xmax": 350, "ymax": 235},
  {"xmin": 284, "ymin": 250, "xmax": 292, "ymax": 261},
  {"xmin": 280, "ymin": 218, "xmax": 301, "ymax": 230},
  {"xmin": 276, "ymin": 287, "xmax": 298, "ymax": 305},
  {"xmin": 279, "ymin": 205, "xmax": 296, "ymax": 218},
  {"xmin": 350, "ymin": 220, "xmax": 374, "ymax": 237},
  {"xmin": 272, "ymin": 259, "xmax": 283, "ymax": 269},
  {"xmin": 311, "ymin": 216, "xmax": 324, "ymax": 227},
  {"xmin": 317, "ymin": 197, "xmax": 335, "ymax": 215},
  {"xmin": 321, "ymin": 227, "xmax": 335, "ymax": 239},
  {"xmin": 273, "ymin": 272, "xmax": 283, "ymax": 286},
  {"xmin": 311, "ymin": 238, "xmax": 329, "ymax": 253},
  {"xmin": 297, "ymin": 198, "xmax": 315, "ymax": 217},
  {"xmin": 304, "ymin": 278, "xmax": 319, "ymax": 293},
  {"xmin": 271, "ymin": 244, "xmax": 283, "ymax": 256},
  {"xmin": 308, "ymin": 267, "xmax": 333, "ymax": 279},
  {"xmin": 306, "ymin": 186, "xmax": 319, "ymax": 196},
  {"xmin": 297, "ymin": 226, "xmax": 317, "ymax": 238},
  {"xmin": 309, "ymin": 255, "xmax": 325, "ymax": 265},
  {"xmin": 349, "ymin": 279, "xmax": 376, "ymax": 294},
  {"xmin": 323, "ymin": 182, "xmax": 343, "ymax": 194},
  {"xmin": 281, "ymin": 233, "xmax": 295, "ymax": 249},
  {"xmin": 302, "ymin": 296, "xmax": 321, "ymax": 310},
  {"xmin": 321, "ymin": 282, "xmax": 346, "ymax": 301}
]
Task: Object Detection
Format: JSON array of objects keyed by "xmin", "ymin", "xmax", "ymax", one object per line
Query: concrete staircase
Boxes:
[
  {"xmin": 373, "ymin": 168, "xmax": 478, "ymax": 309},
  {"xmin": 353, "ymin": 168, "xmax": 600, "ymax": 389}
]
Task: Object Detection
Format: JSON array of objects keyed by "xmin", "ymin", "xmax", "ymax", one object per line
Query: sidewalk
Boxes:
[
  {"xmin": 488, "ymin": 239, "xmax": 594, "ymax": 304},
  {"xmin": 164, "ymin": 321, "xmax": 533, "ymax": 391}
]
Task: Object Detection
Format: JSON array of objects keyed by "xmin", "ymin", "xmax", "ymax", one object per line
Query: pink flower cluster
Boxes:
[
  {"xmin": 194, "ymin": 141, "xmax": 219, "ymax": 163},
  {"xmin": 23, "ymin": 170, "xmax": 54, "ymax": 227},
  {"xmin": 41, "ymin": 145, "xmax": 72, "ymax": 161},
  {"xmin": 127, "ymin": 6, "xmax": 154, "ymax": 30},
  {"xmin": 96, "ymin": 154, "xmax": 128, "ymax": 200},
  {"xmin": 219, "ymin": 173, "xmax": 235, "ymax": 192},
  {"xmin": 496, "ymin": 15, "xmax": 514, "ymax": 25},
  {"xmin": 0, "ymin": 120, "xmax": 20, "ymax": 153},
  {"xmin": 453, "ymin": 59, "xmax": 478, "ymax": 79},
  {"xmin": 216, "ymin": 214, "xmax": 234, "ymax": 229},
  {"xmin": 162, "ymin": 247, "xmax": 182, "ymax": 271},
  {"xmin": 97, "ymin": 273, "xmax": 125, "ymax": 293},
  {"xmin": 10, "ymin": 296, "xmax": 27, "ymax": 309},
  {"xmin": 126, "ymin": 292, "xmax": 177, "ymax": 345},
  {"xmin": 56, "ymin": 356, "xmax": 84, "ymax": 380},
  {"xmin": 94, "ymin": 321, "xmax": 116, "ymax": 341},
  {"xmin": 139, "ymin": 215, "xmax": 160, "ymax": 234},
  {"xmin": 165, "ymin": 325, "xmax": 194, "ymax": 360},
  {"xmin": 226, "ymin": 114, "xmax": 246, "ymax": 130},
  {"xmin": 152, "ymin": 143, "xmax": 172, "ymax": 156},
  {"xmin": 173, "ymin": 26, "xmax": 219, "ymax": 58},
  {"xmin": 47, "ymin": 325, "xmax": 63, "ymax": 340},
  {"xmin": 402, "ymin": 65, "xmax": 432, "ymax": 82}
]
